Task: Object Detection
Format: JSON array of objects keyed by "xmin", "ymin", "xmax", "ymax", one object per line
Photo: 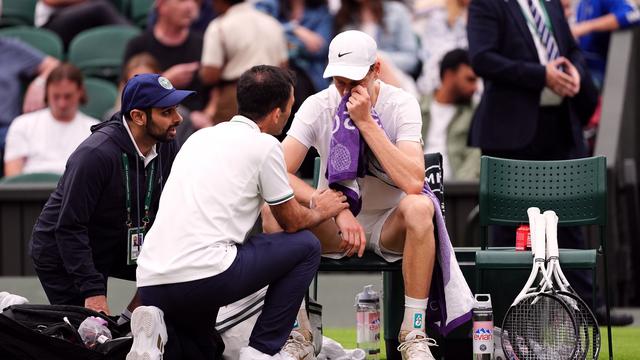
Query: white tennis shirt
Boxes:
[{"xmin": 137, "ymin": 116, "xmax": 294, "ymax": 287}]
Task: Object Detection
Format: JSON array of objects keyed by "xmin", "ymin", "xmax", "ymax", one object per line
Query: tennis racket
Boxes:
[
  {"xmin": 543, "ymin": 210, "xmax": 601, "ymax": 359},
  {"xmin": 501, "ymin": 210, "xmax": 580, "ymax": 360}
]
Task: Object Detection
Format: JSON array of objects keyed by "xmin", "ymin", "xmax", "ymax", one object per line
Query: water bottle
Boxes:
[
  {"xmin": 472, "ymin": 294, "xmax": 494, "ymax": 360},
  {"xmin": 78, "ymin": 316, "xmax": 112, "ymax": 349},
  {"xmin": 355, "ymin": 285, "xmax": 380, "ymax": 360}
]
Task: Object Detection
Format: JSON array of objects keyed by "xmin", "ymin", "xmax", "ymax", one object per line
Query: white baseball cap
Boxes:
[{"xmin": 323, "ymin": 30, "xmax": 378, "ymax": 81}]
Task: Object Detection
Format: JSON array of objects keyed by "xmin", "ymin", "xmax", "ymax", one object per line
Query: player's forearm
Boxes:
[
  {"xmin": 358, "ymin": 119, "xmax": 424, "ymax": 194},
  {"xmin": 288, "ymin": 172, "xmax": 316, "ymax": 207}
]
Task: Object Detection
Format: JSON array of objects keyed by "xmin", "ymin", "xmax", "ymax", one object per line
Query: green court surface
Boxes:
[{"xmin": 325, "ymin": 327, "xmax": 640, "ymax": 359}]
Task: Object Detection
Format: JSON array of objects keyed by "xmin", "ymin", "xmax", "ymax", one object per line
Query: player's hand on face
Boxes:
[
  {"xmin": 346, "ymin": 85, "xmax": 372, "ymax": 126},
  {"xmin": 311, "ymin": 189, "xmax": 349, "ymax": 219},
  {"xmin": 85, "ymin": 295, "xmax": 110, "ymax": 315},
  {"xmin": 335, "ymin": 210, "xmax": 366, "ymax": 258}
]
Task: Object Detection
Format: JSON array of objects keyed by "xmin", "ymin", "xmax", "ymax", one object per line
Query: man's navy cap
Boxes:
[{"xmin": 121, "ymin": 73, "xmax": 195, "ymax": 114}]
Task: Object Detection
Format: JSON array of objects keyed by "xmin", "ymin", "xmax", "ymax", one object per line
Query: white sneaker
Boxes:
[
  {"xmin": 280, "ymin": 330, "xmax": 316, "ymax": 360},
  {"xmin": 0, "ymin": 291, "xmax": 28, "ymax": 312},
  {"xmin": 239, "ymin": 346, "xmax": 292, "ymax": 359},
  {"xmin": 397, "ymin": 330, "xmax": 437, "ymax": 360},
  {"xmin": 126, "ymin": 306, "xmax": 168, "ymax": 360}
]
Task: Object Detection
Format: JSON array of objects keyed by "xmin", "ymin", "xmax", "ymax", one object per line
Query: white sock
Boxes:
[
  {"xmin": 400, "ymin": 296, "xmax": 428, "ymax": 334},
  {"xmin": 118, "ymin": 308, "xmax": 132, "ymax": 325}
]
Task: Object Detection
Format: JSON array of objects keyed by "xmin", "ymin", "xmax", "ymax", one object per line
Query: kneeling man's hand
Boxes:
[
  {"xmin": 85, "ymin": 295, "xmax": 110, "ymax": 315},
  {"xmin": 336, "ymin": 210, "xmax": 366, "ymax": 258},
  {"xmin": 311, "ymin": 189, "xmax": 349, "ymax": 219}
]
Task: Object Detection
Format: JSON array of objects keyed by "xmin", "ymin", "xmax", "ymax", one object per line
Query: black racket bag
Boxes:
[{"xmin": 0, "ymin": 304, "xmax": 132, "ymax": 360}]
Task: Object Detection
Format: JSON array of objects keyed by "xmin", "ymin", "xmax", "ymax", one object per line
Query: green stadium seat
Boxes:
[
  {"xmin": 129, "ymin": 0, "xmax": 154, "ymax": 28},
  {"xmin": 81, "ymin": 77, "xmax": 118, "ymax": 120},
  {"xmin": 0, "ymin": 0, "xmax": 37, "ymax": 27},
  {"xmin": 0, "ymin": 172, "xmax": 61, "ymax": 184},
  {"xmin": 0, "ymin": 26, "xmax": 64, "ymax": 59},
  {"xmin": 110, "ymin": 0, "xmax": 130, "ymax": 14},
  {"xmin": 475, "ymin": 155, "xmax": 614, "ymax": 358},
  {"xmin": 68, "ymin": 25, "xmax": 140, "ymax": 81}
]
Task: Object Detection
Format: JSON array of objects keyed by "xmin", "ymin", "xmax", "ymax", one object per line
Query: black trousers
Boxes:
[
  {"xmin": 43, "ymin": 0, "xmax": 130, "ymax": 49},
  {"xmin": 482, "ymin": 106, "xmax": 598, "ymax": 308}
]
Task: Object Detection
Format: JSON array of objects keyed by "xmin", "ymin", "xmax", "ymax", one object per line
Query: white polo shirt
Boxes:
[
  {"xmin": 287, "ymin": 81, "xmax": 422, "ymax": 212},
  {"xmin": 137, "ymin": 116, "xmax": 294, "ymax": 287}
]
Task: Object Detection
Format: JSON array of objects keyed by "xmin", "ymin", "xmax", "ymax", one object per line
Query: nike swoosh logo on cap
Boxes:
[{"xmin": 338, "ymin": 52, "xmax": 353, "ymax": 58}]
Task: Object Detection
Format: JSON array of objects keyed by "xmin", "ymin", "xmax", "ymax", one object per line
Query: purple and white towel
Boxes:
[
  {"xmin": 326, "ymin": 93, "xmax": 370, "ymax": 216},
  {"xmin": 327, "ymin": 93, "xmax": 474, "ymax": 335}
]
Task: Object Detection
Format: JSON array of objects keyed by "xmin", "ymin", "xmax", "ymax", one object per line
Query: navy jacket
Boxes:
[
  {"xmin": 30, "ymin": 114, "xmax": 179, "ymax": 299},
  {"xmin": 467, "ymin": 0, "xmax": 598, "ymax": 151}
]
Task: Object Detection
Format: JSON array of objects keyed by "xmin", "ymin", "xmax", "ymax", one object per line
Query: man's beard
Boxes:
[{"xmin": 146, "ymin": 116, "xmax": 176, "ymax": 143}]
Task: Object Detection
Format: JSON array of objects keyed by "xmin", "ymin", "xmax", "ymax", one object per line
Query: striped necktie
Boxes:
[{"xmin": 527, "ymin": 0, "xmax": 560, "ymax": 61}]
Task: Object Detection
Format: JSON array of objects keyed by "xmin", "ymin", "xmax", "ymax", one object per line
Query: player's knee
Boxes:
[{"xmin": 399, "ymin": 195, "xmax": 435, "ymax": 228}]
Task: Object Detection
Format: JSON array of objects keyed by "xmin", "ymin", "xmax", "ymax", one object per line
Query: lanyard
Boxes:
[
  {"xmin": 518, "ymin": 0, "xmax": 555, "ymax": 36},
  {"xmin": 121, "ymin": 153, "xmax": 156, "ymax": 229}
]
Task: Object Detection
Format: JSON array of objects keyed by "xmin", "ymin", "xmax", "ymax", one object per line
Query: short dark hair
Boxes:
[
  {"xmin": 45, "ymin": 63, "xmax": 87, "ymax": 105},
  {"xmin": 237, "ymin": 65, "xmax": 296, "ymax": 122},
  {"xmin": 439, "ymin": 49, "xmax": 470, "ymax": 81}
]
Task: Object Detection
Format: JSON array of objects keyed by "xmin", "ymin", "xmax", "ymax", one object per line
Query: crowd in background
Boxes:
[{"xmin": 1, "ymin": 0, "xmax": 639, "ymax": 180}]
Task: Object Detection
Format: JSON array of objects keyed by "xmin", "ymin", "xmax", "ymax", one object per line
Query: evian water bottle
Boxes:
[
  {"xmin": 473, "ymin": 294, "xmax": 494, "ymax": 359},
  {"xmin": 355, "ymin": 285, "xmax": 380, "ymax": 360}
]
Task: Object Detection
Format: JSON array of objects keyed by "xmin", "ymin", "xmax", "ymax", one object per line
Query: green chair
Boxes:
[
  {"xmin": 68, "ymin": 25, "xmax": 141, "ymax": 81},
  {"xmin": 110, "ymin": 0, "xmax": 130, "ymax": 14},
  {"xmin": 81, "ymin": 77, "xmax": 118, "ymax": 120},
  {"xmin": 128, "ymin": 0, "xmax": 154, "ymax": 28},
  {"xmin": 0, "ymin": 0, "xmax": 37, "ymax": 27},
  {"xmin": 475, "ymin": 155, "xmax": 613, "ymax": 359},
  {"xmin": 0, "ymin": 172, "xmax": 61, "ymax": 184},
  {"xmin": 0, "ymin": 26, "xmax": 64, "ymax": 59}
]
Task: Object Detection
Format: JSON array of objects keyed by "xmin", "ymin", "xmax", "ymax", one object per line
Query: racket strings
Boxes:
[
  {"xmin": 503, "ymin": 295, "xmax": 578, "ymax": 359},
  {"xmin": 558, "ymin": 292, "xmax": 601, "ymax": 359}
]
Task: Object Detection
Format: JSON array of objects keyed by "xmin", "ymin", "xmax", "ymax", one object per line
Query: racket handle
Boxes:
[
  {"xmin": 527, "ymin": 207, "xmax": 540, "ymax": 254},
  {"xmin": 533, "ymin": 213, "xmax": 546, "ymax": 261},
  {"xmin": 544, "ymin": 210, "xmax": 559, "ymax": 258}
]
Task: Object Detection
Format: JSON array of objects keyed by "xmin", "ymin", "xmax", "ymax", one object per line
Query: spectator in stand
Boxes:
[
  {"xmin": 124, "ymin": 0, "xmax": 213, "ymax": 130},
  {"xmin": 35, "ymin": 0, "xmax": 130, "ymax": 49},
  {"xmin": 200, "ymin": 0, "xmax": 288, "ymax": 125},
  {"xmin": 420, "ymin": 49, "xmax": 480, "ymax": 181},
  {"xmin": 572, "ymin": 0, "xmax": 640, "ymax": 88},
  {"xmin": 0, "ymin": 37, "xmax": 59, "ymax": 177},
  {"xmin": 4, "ymin": 64, "xmax": 98, "ymax": 177},
  {"xmin": 256, "ymin": 0, "xmax": 333, "ymax": 104},
  {"xmin": 147, "ymin": 0, "xmax": 217, "ymax": 35},
  {"xmin": 256, "ymin": 3, "xmax": 334, "ymax": 115},
  {"xmin": 334, "ymin": 0, "xmax": 420, "ymax": 95},
  {"xmin": 414, "ymin": 0, "xmax": 469, "ymax": 96}
]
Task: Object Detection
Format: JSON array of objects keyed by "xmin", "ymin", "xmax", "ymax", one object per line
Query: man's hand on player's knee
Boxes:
[{"xmin": 335, "ymin": 210, "xmax": 366, "ymax": 257}]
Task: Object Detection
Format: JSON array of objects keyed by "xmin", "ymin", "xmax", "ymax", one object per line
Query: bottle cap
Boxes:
[
  {"xmin": 355, "ymin": 285, "xmax": 379, "ymax": 304},
  {"xmin": 473, "ymin": 294, "xmax": 492, "ymax": 310}
]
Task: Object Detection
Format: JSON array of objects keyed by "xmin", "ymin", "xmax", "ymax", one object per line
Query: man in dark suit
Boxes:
[
  {"xmin": 467, "ymin": 0, "xmax": 632, "ymax": 325},
  {"xmin": 468, "ymin": 0, "xmax": 591, "ymax": 160}
]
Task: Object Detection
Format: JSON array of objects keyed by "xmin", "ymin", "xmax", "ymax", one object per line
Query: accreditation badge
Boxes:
[{"xmin": 127, "ymin": 227, "xmax": 146, "ymax": 265}]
